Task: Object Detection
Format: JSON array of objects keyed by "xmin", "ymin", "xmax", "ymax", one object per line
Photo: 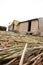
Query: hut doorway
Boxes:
[
  {"xmin": 12, "ymin": 23, "xmax": 14, "ymax": 31},
  {"xmin": 28, "ymin": 21, "xmax": 31, "ymax": 31}
]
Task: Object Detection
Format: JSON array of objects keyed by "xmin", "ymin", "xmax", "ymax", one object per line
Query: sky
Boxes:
[{"xmin": 0, "ymin": 0, "xmax": 43, "ymax": 27}]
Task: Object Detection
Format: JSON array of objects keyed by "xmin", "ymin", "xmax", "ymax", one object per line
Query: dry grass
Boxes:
[{"xmin": 0, "ymin": 31, "xmax": 43, "ymax": 65}]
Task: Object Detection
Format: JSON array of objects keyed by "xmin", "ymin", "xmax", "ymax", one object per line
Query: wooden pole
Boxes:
[{"xmin": 19, "ymin": 43, "xmax": 27, "ymax": 65}]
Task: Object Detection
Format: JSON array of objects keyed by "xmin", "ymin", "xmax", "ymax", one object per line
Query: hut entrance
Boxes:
[
  {"xmin": 12, "ymin": 23, "xmax": 14, "ymax": 31},
  {"xmin": 28, "ymin": 21, "xmax": 31, "ymax": 31}
]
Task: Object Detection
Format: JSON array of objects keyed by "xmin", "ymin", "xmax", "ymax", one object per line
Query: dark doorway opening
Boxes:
[
  {"xmin": 28, "ymin": 21, "xmax": 31, "ymax": 31},
  {"xmin": 12, "ymin": 23, "xmax": 14, "ymax": 31}
]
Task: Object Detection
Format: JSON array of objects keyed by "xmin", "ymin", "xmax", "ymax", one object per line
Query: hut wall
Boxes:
[
  {"xmin": 18, "ymin": 22, "xmax": 28, "ymax": 33},
  {"xmin": 39, "ymin": 18, "xmax": 43, "ymax": 36},
  {"xmin": 14, "ymin": 25, "xmax": 17, "ymax": 31},
  {"xmin": 8, "ymin": 25, "xmax": 13, "ymax": 31},
  {"xmin": 31, "ymin": 20, "xmax": 39, "ymax": 34},
  {"xmin": 16, "ymin": 25, "xmax": 20, "ymax": 32}
]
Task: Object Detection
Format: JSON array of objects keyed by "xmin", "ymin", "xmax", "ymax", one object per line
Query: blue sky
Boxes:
[{"xmin": 0, "ymin": 0, "xmax": 43, "ymax": 27}]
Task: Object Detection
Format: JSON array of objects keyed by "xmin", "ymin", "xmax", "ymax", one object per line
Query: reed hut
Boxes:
[
  {"xmin": 8, "ymin": 18, "xmax": 43, "ymax": 36},
  {"xmin": 0, "ymin": 26, "xmax": 6, "ymax": 31}
]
